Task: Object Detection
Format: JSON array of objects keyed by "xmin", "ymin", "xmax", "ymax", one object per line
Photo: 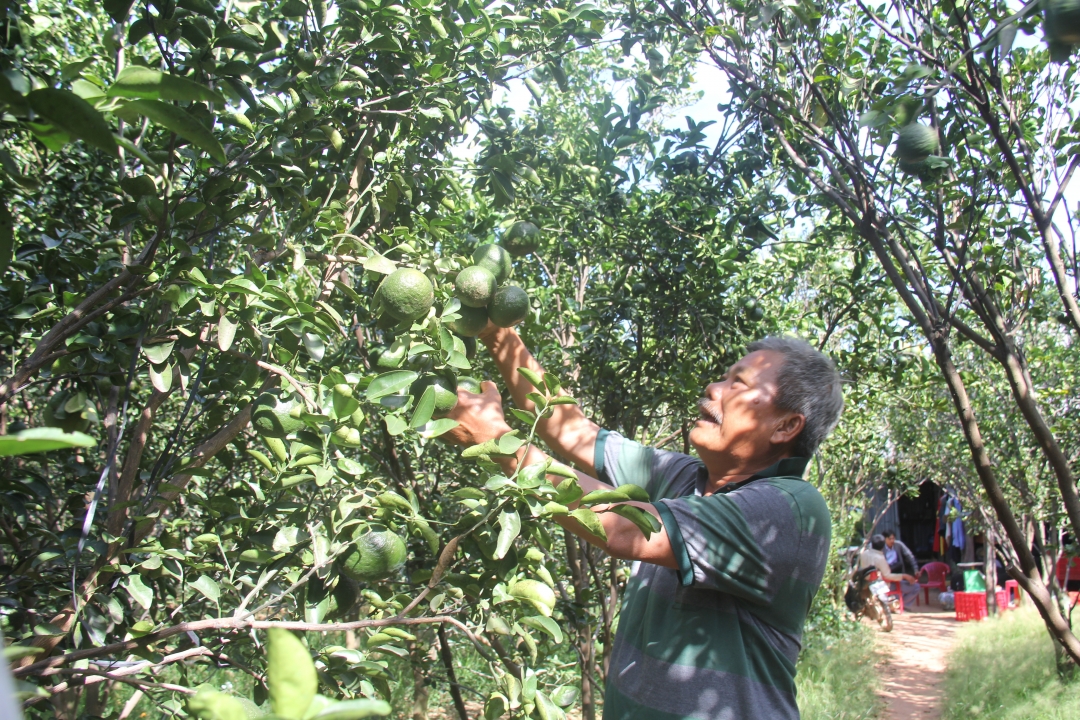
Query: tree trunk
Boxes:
[
  {"xmin": 564, "ymin": 531, "xmax": 596, "ymax": 720},
  {"xmin": 409, "ymin": 639, "xmax": 429, "ymax": 720},
  {"xmin": 985, "ymin": 526, "xmax": 998, "ymax": 617},
  {"xmin": 438, "ymin": 624, "xmax": 469, "ymax": 720},
  {"xmin": 859, "ymin": 215, "xmax": 1080, "ymax": 664}
]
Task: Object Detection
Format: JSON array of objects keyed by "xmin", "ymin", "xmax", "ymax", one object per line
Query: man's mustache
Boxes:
[{"xmin": 697, "ymin": 398, "xmax": 723, "ymax": 425}]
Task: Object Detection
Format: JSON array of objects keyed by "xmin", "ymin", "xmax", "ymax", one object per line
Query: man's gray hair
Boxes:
[{"xmin": 746, "ymin": 335, "xmax": 843, "ymax": 457}]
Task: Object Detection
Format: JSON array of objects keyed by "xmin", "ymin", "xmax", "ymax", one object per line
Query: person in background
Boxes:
[
  {"xmin": 883, "ymin": 530, "xmax": 917, "ymax": 575},
  {"xmin": 883, "ymin": 530, "xmax": 922, "ymax": 606},
  {"xmin": 859, "ymin": 534, "xmax": 917, "ymax": 596}
]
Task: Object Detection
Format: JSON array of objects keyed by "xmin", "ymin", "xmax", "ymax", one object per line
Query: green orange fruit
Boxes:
[
  {"xmin": 455, "ymin": 265, "xmax": 497, "ymax": 307},
  {"xmin": 488, "ymin": 285, "xmax": 529, "ymax": 327},
  {"xmin": 503, "ymin": 221, "xmax": 541, "ymax": 257},
  {"xmin": 472, "ymin": 243, "xmax": 512, "ymax": 284},
  {"xmin": 448, "ymin": 304, "xmax": 489, "ymax": 337},
  {"xmin": 895, "ymin": 123, "xmax": 938, "ymax": 162},
  {"xmin": 339, "ymin": 526, "xmax": 407, "ymax": 581},
  {"xmin": 380, "ymin": 268, "xmax": 434, "ymax": 322}
]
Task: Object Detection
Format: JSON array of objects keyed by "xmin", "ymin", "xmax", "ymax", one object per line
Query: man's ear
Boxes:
[{"xmin": 771, "ymin": 413, "xmax": 805, "ymax": 447}]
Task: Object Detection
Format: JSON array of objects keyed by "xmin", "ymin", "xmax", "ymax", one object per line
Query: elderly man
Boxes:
[{"xmin": 447, "ymin": 328, "xmax": 844, "ymax": 720}]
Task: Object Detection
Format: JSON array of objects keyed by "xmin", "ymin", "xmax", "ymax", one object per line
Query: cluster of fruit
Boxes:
[{"xmin": 366, "ymin": 221, "xmax": 542, "ymax": 418}]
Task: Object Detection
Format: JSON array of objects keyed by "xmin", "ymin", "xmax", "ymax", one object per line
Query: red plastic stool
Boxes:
[
  {"xmin": 1003, "ymin": 579, "xmax": 1021, "ymax": 608},
  {"xmin": 887, "ymin": 581, "xmax": 904, "ymax": 614}
]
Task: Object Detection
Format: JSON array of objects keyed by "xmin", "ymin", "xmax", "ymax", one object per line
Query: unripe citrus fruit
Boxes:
[
  {"xmin": 455, "ymin": 265, "xmax": 497, "ymax": 307},
  {"xmin": 457, "ymin": 376, "xmax": 483, "ymax": 394},
  {"xmin": 380, "ymin": 268, "xmax": 434, "ymax": 322},
  {"xmin": 472, "ymin": 243, "xmax": 512, "ymax": 284},
  {"xmin": 340, "ymin": 526, "xmax": 407, "ymax": 581},
  {"xmin": 488, "ymin": 285, "xmax": 529, "ymax": 327},
  {"xmin": 252, "ymin": 392, "xmax": 305, "ymax": 438},
  {"xmin": 412, "ymin": 372, "xmax": 458, "ymax": 414},
  {"xmin": 895, "ymin": 123, "xmax": 938, "ymax": 162},
  {"xmin": 448, "ymin": 304, "xmax": 488, "ymax": 337},
  {"xmin": 503, "ymin": 221, "xmax": 541, "ymax": 257}
]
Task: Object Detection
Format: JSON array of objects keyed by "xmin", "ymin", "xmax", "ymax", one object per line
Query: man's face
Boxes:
[
  {"xmin": 689, "ymin": 349, "xmax": 795, "ymax": 468},
  {"xmin": 885, "ymin": 536, "xmax": 895, "ymax": 548}
]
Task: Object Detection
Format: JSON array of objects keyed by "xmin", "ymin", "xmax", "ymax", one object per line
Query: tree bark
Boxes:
[
  {"xmin": 564, "ymin": 531, "xmax": 596, "ymax": 720},
  {"xmin": 438, "ymin": 624, "xmax": 469, "ymax": 720}
]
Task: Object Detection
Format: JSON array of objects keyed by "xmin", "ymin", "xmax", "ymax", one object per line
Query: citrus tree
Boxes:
[
  {"xmin": 0, "ymin": 0, "xmax": 622, "ymax": 716},
  {"xmin": 629, "ymin": 0, "xmax": 1080, "ymax": 663}
]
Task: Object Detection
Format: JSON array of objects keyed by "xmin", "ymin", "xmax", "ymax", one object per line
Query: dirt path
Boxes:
[{"xmin": 876, "ymin": 606, "xmax": 959, "ymax": 720}]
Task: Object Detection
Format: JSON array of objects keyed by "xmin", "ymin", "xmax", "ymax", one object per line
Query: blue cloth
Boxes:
[{"xmin": 947, "ymin": 497, "xmax": 965, "ymax": 551}]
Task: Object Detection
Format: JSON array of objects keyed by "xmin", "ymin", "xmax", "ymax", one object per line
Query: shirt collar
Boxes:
[{"xmin": 704, "ymin": 456, "xmax": 811, "ymax": 495}]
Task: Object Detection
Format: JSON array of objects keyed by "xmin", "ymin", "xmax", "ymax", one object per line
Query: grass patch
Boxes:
[
  {"xmin": 943, "ymin": 606, "xmax": 1080, "ymax": 719},
  {"xmin": 796, "ymin": 623, "xmax": 884, "ymax": 720}
]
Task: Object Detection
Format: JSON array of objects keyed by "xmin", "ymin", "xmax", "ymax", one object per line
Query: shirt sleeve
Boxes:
[
  {"xmin": 594, "ymin": 429, "xmax": 701, "ymax": 501},
  {"xmin": 900, "ymin": 541, "xmax": 918, "ymax": 575},
  {"xmin": 653, "ymin": 481, "xmax": 802, "ymax": 604}
]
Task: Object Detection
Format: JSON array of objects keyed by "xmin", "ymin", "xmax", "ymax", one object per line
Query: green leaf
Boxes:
[
  {"xmin": 569, "ymin": 507, "xmax": 606, "ymax": 542},
  {"xmin": 302, "ymin": 333, "xmax": 325, "ymax": 362},
  {"xmin": 410, "ymin": 386, "xmax": 437, "ymax": 428},
  {"xmin": 509, "ymin": 408, "xmax": 536, "ymax": 425},
  {"xmin": 311, "ymin": 699, "xmax": 393, "ymax": 719},
  {"xmin": 384, "ymin": 414, "xmax": 409, "ymax": 436},
  {"xmin": 332, "ymin": 280, "xmax": 364, "ymax": 303},
  {"xmin": 2, "ymin": 645, "xmax": 44, "ymax": 661},
  {"xmin": 267, "ymin": 628, "xmax": 318, "ymax": 720},
  {"xmin": 543, "ymin": 373, "xmax": 562, "ymax": 396},
  {"xmin": 494, "ymin": 509, "xmax": 521, "ymax": 559},
  {"xmin": 519, "ymin": 615, "xmax": 563, "ymax": 644},
  {"xmin": 461, "ymin": 439, "xmax": 501, "ymax": 458},
  {"xmin": 221, "ymin": 277, "xmax": 263, "ymax": 296},
  {"xmin": 142, "ymin": 341, "xmax": 175, "ymax": 364},
  {"xmin": 484, "ymin": 694, "xmax": 508, "ymax": 720},
  {"xmin": 445, "ymin": 350, "xmax": 471, "ymax": 369},
  {"xmin": 547, "ymin": 396, "xmax": 579, "ymax": 405},
  {"xmin": 498, "ymin": 431, "xmax": 525, "ymax": 455},
  {"xmin": 108, "ymin": 66, "xmax": 226, "ymax": 103},
  {"xmin": 115, "ymin": 99, "xmax": 227, "ymax": 163},
  {"xmin": 191, "ymin": 575, "xmax": 221, "ymax": 604},
  {"xmin": 217, "ymin": 314, "xmax": 237, "ymax": 351},
  {"xmin": 608, "ymin": 504, "xmax": 662, "ymax": 540},
  {"xmin": 124, "ymin": 573, "xmax": 154, "ymax": 610},
  {"xmin": 554, "ymin": 477, "xmax": 583, "ymax": 505},
  {"xmin": 535, "ymin": 690, "xmax": 567, "ymax": 720},
  {"xmin": 363, "ymin": 253, "xmax": 398, "ymax": 275},
  {"xmin": 517, "ymin": 367, "xmax": 544, "ymax": 389},
  {"xmin": 188, "ymin": 687, "xmax": 248, "ymax": 720},
  {"xmin": 366, "ymin": 370, "xmax": 417, "ymax": 400},
  {"xmin": 27, "ymin": 88, "xmax": 118, "ymax": 156},
  {"xmin": 580, "ymin": 487, "xmax": 643, "ymax": 505},
  {"xmin": 419, "ymin": 418, "xmax": 459, "ymax": 438},
  {"xmin": 546, "ymin": 463, "xmax": 578, "ymax": 480},
  {"xmin": 0, "ymin": 428, "xmax": 95, "ymax": 457},
  {"xmin": 148, "ymin": 361, "xmax": 174, "ymax": 393}
]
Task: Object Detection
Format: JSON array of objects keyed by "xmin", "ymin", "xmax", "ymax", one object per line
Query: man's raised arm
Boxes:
[{"xmin": 480, "ymin": 325, "xmax": 601, "ymax": 477}]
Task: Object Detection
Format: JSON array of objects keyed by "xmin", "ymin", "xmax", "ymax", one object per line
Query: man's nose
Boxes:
[{"xmin": 705, "ymin": 381, "xmax": 724, "ymax": 400}]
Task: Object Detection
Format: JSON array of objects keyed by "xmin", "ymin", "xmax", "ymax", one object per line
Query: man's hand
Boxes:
[
  {"xmin": 903, "ymin": 574, "xmax": 918, "ymax": 584},
  {"xmin": 442, "ymin": 381, "xmax": 512, "ymax": 447}
]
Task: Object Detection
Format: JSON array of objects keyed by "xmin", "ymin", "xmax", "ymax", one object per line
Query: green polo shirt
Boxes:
[{"xmin": 595, "ymin": 430, "xmax": 831, "ymax": 720}]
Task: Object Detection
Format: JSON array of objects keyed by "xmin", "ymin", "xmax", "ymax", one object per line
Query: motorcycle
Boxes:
[{"xmin": 844, "ymin": 566, "xmax": 895, "ymax": 632}]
